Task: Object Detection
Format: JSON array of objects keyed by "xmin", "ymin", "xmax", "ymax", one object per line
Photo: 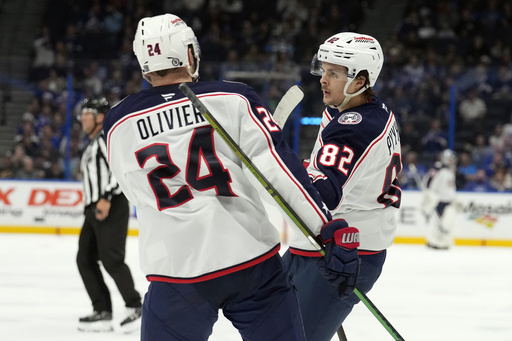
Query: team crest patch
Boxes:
[{"xmin": 338, "ymin": 112, "xmax": 362, "ymax": 125}]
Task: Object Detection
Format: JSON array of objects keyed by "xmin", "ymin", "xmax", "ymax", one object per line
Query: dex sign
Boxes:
[{"xmin": 0, "ymin": 180, "xmax": 84, "ymax": 227}]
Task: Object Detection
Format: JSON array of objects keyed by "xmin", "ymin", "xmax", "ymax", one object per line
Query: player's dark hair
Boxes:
[{"xmin": 356, "ymin": 70, "xmax": 376, "ymax": 100}]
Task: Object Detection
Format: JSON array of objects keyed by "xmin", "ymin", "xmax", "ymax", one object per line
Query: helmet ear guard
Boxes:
[{"xmin": 133, "ymin": 14, "xmax": 201, "ymax": 80}]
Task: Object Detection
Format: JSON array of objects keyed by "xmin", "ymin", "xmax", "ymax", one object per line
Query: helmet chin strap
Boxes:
[{"xmin": 331, "ymin": 80, "xmax": 368, "ymax": 110}]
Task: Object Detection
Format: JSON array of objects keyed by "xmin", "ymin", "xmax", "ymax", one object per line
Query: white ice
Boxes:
[{"xmin": 0, "ymin": 233, "xmax": 511, "ymax": 341}]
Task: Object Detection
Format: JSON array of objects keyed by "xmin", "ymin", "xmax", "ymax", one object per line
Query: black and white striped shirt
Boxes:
[{"xmin": 81, "ymin": 131, "xmax": 122, "ymax": 207}]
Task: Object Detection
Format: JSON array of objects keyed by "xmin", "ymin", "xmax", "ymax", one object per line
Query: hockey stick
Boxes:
[
  {"xmin": 275, "ymin": 84, "xmax": 349, "ymax": 341},
  {"xmin": 273, "ymin": 85, "xmax": 304, "ymax": 128},
  {"xmin": 179, "ymin": 82, "xmax": 406, "ymax": 341},
  {"xmin": 337, "ymin": 325, "xmax": 348, "ymax": 341}
]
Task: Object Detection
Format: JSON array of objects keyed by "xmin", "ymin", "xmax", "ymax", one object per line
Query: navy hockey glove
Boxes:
[{"xmin": 317, "ymin": 219, "xmax": 360, "ymax": 299}]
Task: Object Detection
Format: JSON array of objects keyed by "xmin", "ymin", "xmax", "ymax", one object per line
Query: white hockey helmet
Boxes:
[
  {"xmin": 440, "ymin": 149, "xmax": 457, "ymax": 167},
  {"xmin": 133, "ymin": 14, "xmax": 201, "ymax": 79},
  {"xmin": 311, "ymin": 32, "xmax": 383, "ymax": 87}
]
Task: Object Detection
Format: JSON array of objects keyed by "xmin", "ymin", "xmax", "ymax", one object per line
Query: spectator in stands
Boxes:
[
  {"xmin": 489, "ymin": 166, "xmax": 512, "ymax": 192},
  {"xmin": 458, "ymin": 87, "xmax": 487, "ymax": 132},
  {"xmin": 18, "ymin": 132, "xmax": 40, "ymax": 159},
  {"xmin": 403, "ymin": 53, "xmax": 425, "ymax": 86},
  {"xmin": 34, "ymin": 102, "xmax": 53, "ymax": 133},
  {"xmin": 43, "ymin": 160, "xmax": 64, "ymax": 179},
  {"xmin": 399, "ymin": 121, "xmax": 422, "ymax": 156},
  {"xmin": 471, "ymin": 133, "xmax": 494, "ymax": 168},
  {"xmin": 31, "ymin": 26, "xmax": 55, "ymax": 81},
  {"xmin": 458, "ymin": 152, "xmax": 478, "ymax": 183},
  {"xmin": 14, "ymin": 156, "xmax": 43, "ymax": 179},
  {"xmin": 482, "ymin": 150, "xmax": 511, "ymax": 178},
  {"xmin": 0, "ymin": 152, "xmax": 14, "ymax": 178},
  {"xmin": 399, "ymin": 150, "xmax": 426, "ymax": 189},
  {"xmin": 421, "ymin": 119, "xmax": 448, "ymax": 161},
  {"xmin": 10, "ymin": 145, "xmax": 26, "ymax": 174},
  {"xmin": 503, "ymin": 112, "xmax": 512, "ymax": 138},
  {"xmin": 81, "ymin": 62, "xmax": 104, "ymax": 96},
  {"xmin": 489, "ymin": 124, "xmax": 506, "ymax": 150},
  {"xmin": 464, "ymin": 169, "xmax": 495, "ymax": 192}
]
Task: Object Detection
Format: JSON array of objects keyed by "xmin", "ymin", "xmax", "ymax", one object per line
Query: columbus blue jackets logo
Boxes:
[{"xmin": 338, "ymin": 112, "xmax": 362, "ymax": 125}]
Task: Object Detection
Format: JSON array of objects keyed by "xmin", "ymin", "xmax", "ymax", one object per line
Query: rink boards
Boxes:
[{"xmin": 1, "ymin": 179, "xmax": 511, "ymax": 247}]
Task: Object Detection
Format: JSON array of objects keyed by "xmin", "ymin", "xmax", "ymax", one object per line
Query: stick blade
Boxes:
[{"xmin": 273, "ymin": 85, "xmax": 304, "ymax": 128}]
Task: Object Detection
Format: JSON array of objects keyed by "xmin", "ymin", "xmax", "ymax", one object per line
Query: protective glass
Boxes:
[{"xmin": 310, "ymin": 53, "xmax": 323, "ymax": 76}]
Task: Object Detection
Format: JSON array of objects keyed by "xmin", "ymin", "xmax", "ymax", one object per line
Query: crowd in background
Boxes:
[{"xmin": 1, "ymin": 0, "xmax": 512, "ymax": 193}]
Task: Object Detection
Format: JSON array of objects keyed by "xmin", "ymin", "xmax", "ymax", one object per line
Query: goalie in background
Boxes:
[{"xmin": 421, "ymin": 149, "xmax": 460, "ymax": 250}]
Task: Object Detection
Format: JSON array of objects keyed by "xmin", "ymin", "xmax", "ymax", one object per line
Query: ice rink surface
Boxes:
[{"xmin": 1, "ymin": 233, "xmax": 511, "ymax": 341}]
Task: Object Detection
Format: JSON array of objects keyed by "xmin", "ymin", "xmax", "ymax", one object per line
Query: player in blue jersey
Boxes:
[
  {"xmin": 283, "ymin": 32, "xmax": 403, "ymax": 341},
  {"xmin": 103, "ymin": 14, "xmax": 359, "ymax": 341}
]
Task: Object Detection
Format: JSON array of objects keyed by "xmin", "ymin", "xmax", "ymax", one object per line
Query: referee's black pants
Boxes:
[{"xmin": 77, "ymin": 193, "xmax": 142, "ymax": 312}]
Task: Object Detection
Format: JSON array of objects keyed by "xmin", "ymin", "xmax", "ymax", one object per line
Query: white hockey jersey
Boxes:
[
  {"xmin": 103, "ymin": 81, "xmax": 330, "ymax": 283},
  {"xmin": 290, "ymin": 98, "xmax": 402, "ymax": 253},
  {"xmin": 422, "ymin": 163, "xmax": 457, "ymax": 207}
]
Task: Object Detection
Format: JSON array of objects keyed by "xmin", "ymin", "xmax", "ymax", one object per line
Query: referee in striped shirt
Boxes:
[{"xmin": 76, "ymin": 97, "xmax": 142, "ymax": 333}]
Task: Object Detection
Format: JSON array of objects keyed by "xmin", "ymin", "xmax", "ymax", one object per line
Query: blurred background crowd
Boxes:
[{"xmin": 0, "ymin": 0, "xmax": 511, "ymax": 192}]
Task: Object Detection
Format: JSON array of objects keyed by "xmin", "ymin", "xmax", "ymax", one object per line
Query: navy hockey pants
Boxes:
[
  {"xmin": 283, "ymin": 250, "xmax": 386, "ymax": 341},
  {"xmin": 141, "ymin": 253, "xmax": 306, "ymax": 341}
]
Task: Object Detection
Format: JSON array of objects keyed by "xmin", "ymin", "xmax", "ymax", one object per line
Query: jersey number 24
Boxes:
[{"xmin": 135, "ymin": 126, "xmax": 235, "ymax": 210}]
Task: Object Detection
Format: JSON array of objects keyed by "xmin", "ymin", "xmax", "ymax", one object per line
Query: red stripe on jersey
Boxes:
[
  {"xmin": 316, "ymin": 108, "xmax": 333, "ymax": 148},
  {"xmin": 289, "ymin": 247, "xmax": 323, "ymax": 257},
  {"xmin": 358, "ymin": 250, "xmax": 384, "ymax": 255},
  {"xmin": 290, "ymin": 247, "xmax": 384, "ymax": 257},
  {"xmin": 146, "ymin": 244, "xmax": 281, "ymax": 283}
]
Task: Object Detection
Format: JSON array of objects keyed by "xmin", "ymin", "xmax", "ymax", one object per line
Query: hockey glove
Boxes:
[{"xmin": 317, "ymin": 219, "xmax": 360, "ymax": 299}]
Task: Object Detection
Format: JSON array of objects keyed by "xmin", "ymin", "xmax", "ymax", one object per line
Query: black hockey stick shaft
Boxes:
[
  {"xmin": 179, "ymin": 82, "xmax": 406, "ymax": 341},
  {"xmin": 337, "ymin": 325, "xmax": 348, "ymax": 341}
]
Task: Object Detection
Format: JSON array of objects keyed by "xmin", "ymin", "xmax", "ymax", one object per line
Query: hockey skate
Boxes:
[
  {"xmin": 78, "ymin": 311, "xmax": 113, "ymax": 332},
  {"xmin": 120, "ymin": 307, "xmax": 142, "ymax": 333}
]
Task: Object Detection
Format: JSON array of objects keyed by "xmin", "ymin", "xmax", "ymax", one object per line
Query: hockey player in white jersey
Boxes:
[
  {"xmin": 103, "ymin": 14, "xmax": 359, "ymax": 341},
  {"xmin": 422, "ymin": 149, "xmax": 458, "ymax": 249},
  {"xmin": 282, "ymin": 32, "xmax": 402, "ymax": 341}
]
